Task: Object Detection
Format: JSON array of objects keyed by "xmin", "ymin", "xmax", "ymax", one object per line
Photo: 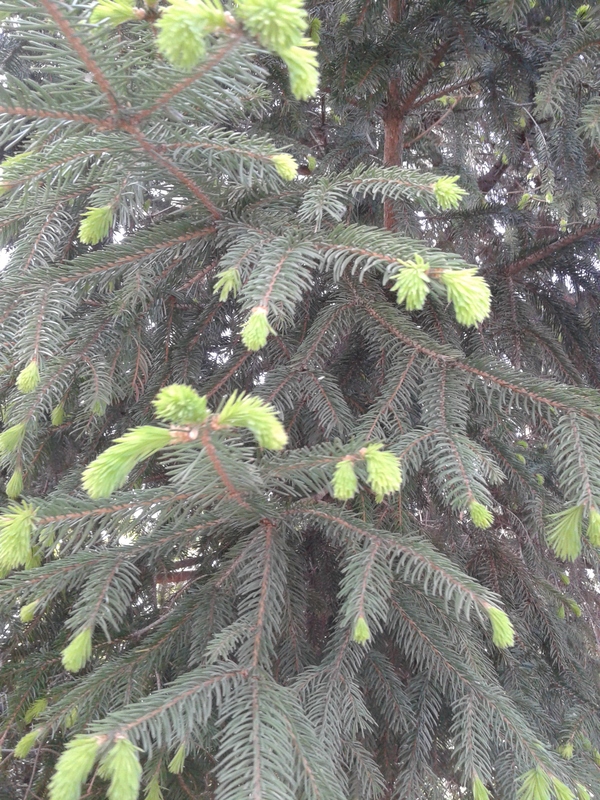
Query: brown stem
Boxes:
[{"xmin": 507, "ymin": 223, "xmax": 600, "ymax": 276}]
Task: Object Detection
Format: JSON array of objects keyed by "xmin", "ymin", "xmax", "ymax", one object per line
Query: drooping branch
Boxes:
[{"xmin": 507, "ymin": 224, "xmax": 600, "ymax": 276}]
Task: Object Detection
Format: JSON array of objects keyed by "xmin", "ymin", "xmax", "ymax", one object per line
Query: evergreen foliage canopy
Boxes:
[{"xmin": 0, "ymin": 0, "xmax": 599, "ymax": 798}]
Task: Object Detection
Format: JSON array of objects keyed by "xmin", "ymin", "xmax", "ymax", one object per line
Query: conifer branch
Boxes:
[
  {"xmin": 124, "ymin": 125, "xmax": 222, "ymax": 217},
  {"xmin": 36, "ymin": 0, "xmax": 120, "ymax": 115},
  {"xmin": 507, "ymin": 224, "xmax": 600, "ymax": 276},
  {"xmin": 0, "ymin": 105, "xmax": 112, "ymax": 128},
  {"xmin": 134, "ymin": 33, "xmax": 244, "ymax": 121}
]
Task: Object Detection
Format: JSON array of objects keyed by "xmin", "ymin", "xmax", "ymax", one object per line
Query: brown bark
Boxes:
[{"xmin": 382, "ymin": 0, "xmax": 451, "ymax": 229}]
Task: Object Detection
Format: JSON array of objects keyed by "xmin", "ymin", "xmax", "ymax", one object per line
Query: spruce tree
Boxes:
[{"xmin": 0, "ymin": 0, "xmax": 599, "ymax": 798}]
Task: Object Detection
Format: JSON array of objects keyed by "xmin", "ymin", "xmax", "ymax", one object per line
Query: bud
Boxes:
[
  {"xmin": 565, "ymin": 598, "xmax": 582, "ymax": 617},
  {"xmin": 78, "ymin": 206, "xmax": 113, "ymax": 245},
  {"xmin": 586, "ymin": 506, "xmax": 600, "ymax": 546},
  {"xmin": 0, "ymin": 501, "xmax": 37, "ymax": 572},
  {"xmin": 468, "ymin": 500, "xmax": 493, "ymax": 529},
  {"xmin": 552, "ymin": 778, "xmax": 575, "ymax": 800},
  {"xmin": 156, "ymin": 0, "xmax": 227, "ymax": 70},
  {"xmin": 51, "ymin": 404, "xmax": 66, "ymax": 426},
  {"xmin": 0, "ymin": 422, "xmax": 26, "ymax": 454},
  {"xmin": 217, "ymin": 392, "xmax": 287, "ymax": 449},
  {"xmin": 82, "ymin": 426, "xmax": 172, "ymax": 498},
  {"xmin": 153, "ymin": 384, "xmax": 208, "ymax": 424},
  {"xmin": 213, "ymin": 267, "xmax": 242, "ymax": 301},
  {"xmin": 146, "ymin": 774, "xmax": 164, "ymax": 800},
  {"xmin": 279, "ymin": 41, "xmax": 319, "ymax": 100},
  {"xmin": 440, "ymin": 269, "xmax": 491, "ymax": 327},
  {"xmin": 24, "ymin": 697, "xmax": 48, "ymax": 724},
  {"xmin": 49, "ymin": 736, "xmax": 101, "ymax": 800},
  {"xmin": 432, "ymin": 175, "xmax": 467, "ymax": 210},
  {"xmin": 16, "ymin": 360, "xmax": 40, "ymax": 393},
  {"xmin": 241, "ymin": 307, "xmax": 275, "ymax": 351},
  {"xmin": 472, "ymin": 775, "xmax": 490, "ymax": 800},
  {"xmin": 235, "ymin": 0, "xmax": 308, "ymax": 52},
  {"xmin": 61, "ymin": 628, "xmax": 93, "ymax": 673},
  {"xmin": 271, "ymin": 153, "xmax": 298, "ymax": 181},
  {"xmin": 352, "ymin": 615, "xmax": 371, "ymax": 644},
  {"xmin": 14, "ymin": 728, "xmax": 42, "ymax": 759},
  {"xmin": 545, "ymin": 504, "xmax": 583, "ymax": 561},
  {"xmin": 517, "ymin": 768, "xmax": 551, "ymax": 800},
  {"xmin": 390, "ymin": 254, "xmax": 431, "ymax": 311},
  {"xmin": 331, "ymin": 459, "xmax": 358, "ymax": 501},
  {"xmin": 576, "ymin": 785, "xmax": 591, "ymax": 800},
  {"xmin": 20, "ymin": 599, "xmax": 39, "ymax": 623},
  {"xmin": 557, "ymin": 742, "xmax": 573, "ymax": 759},
  {"xmin": 90, "ymin": 0, "xmax": 139, "ymax": 25},
  {"xmin": 6, "ymin": 468, "xmax": 24, "ymax": 499},
  {"xmin": 99, "ymin": 737, "xmax": 142, "ymax": 800},
  {"xmin": 363, "ymin": 444, "xmax": 402, "ymax": 501},
  {"xmin": 168, "ymin": 743, "xmax": 186, "ymax": 774},
  {"xmin": 485, "ymin": 604, "xmax": 515, "ymax": 648}
]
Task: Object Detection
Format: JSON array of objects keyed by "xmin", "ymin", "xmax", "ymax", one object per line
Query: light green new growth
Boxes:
[
  {"xmin": 332, "ymin": 458, "xmax": 358, "ymax": 501},
  {"xmin": 235, "ymin": 0, "xmax": 307, "ymax": 51},
  {"xmin": 279, "ymin": 41, "xmax": 319, "ymax": 100},
  {"xmin": 146, "ymin": 773, "xmax": 164, "ymax": 800},
  {"xmin": 557, "ymin": 742, "xmax": 573, "ymax": 759},
  {"xmin": 565, "ymin": 598, "xmax": 582, "ymax": 617},
  {"xmin": 156, "ymin": 0, "xmax": 227, "ymax": 70},
  {"xmin": 390, "ymin": 254, "xmax": 431, "ymax": 311},
  {"xmin": 90, "ymin": 0, "xmax": 138, "ymax": 25},
  {"xmin": 586, "ymin": 506, "xmax": 600, "ymax": 546},
  {"xmin": 51, "ymin": 404, "xmax": 65, "ymax": 426},
  {"xmin": 48, "ymin": 736, "xmax": 101, "ymax": 800},
  {"xmin": 24, "ymin": 697, "xmax": 47, "ymax": 724},
  {"xmin": 552, "ymin": 778, "xmax": 575, "ymax": 800},
  {"xmin": 363, "ymin": 443, "xmax": 402, "ymax": 501},
  {"xmin": 557, "ymin": 603, "xmax": 565, "ymax": 619},
  {"xmin": 545, "ymin": 504, "xmax": 584, "ymax": 561},
  {"xmin": 99, "ymin": 737, "xmax": 143, "ymax": 800},
  {"xmin": 61, "ymin": 628, "xmax": 93, "ymax": 673},
  {"xmin": 518, "ymin": 768, "xmax": 552, "ymax": 800},
  {"xmin": 272, "ymin": 153, "xmax": 299, "ymax": 181},
  {"xmin": 241, "ymin": 307, "xmax": 275, "ymax": 350},
  {"xmin": 0, "ymin": 422, "xmax": 26, "ymax": 454},
  {"xmin": 64, "ymin": 707, "xmax": 79, "ymax": 730},
  {"xmin": 559, "ymin": 572, "xmax": 570, "ymax": 585},
  {"xmin": 217, "ymin": 392, "xmax": 288, "ymax": 449},
  {"xmin": 168, "ymin": 743, "xmax": 186, "ymax": 773},
  {"xmin": 0, "ymin": 502, "xmax": 37, "ymax": 571},
  {"xmin": 6, "ymin": 468, "xmax": 23, "ymax": 499},
  {"xmin": 20, "ymin": 599, "xmax": 39, "ymax": 623},
  {"xmin": 81, "ymin": 426, "xmax": 172, "ymax": 499},
  {"xmin": 16, "ymin": 360, "xmax": 40, "ymax": 393},
  {"xmin": 469, "ymin": 500, "xmax": 494, "ymax": 529},
  {"xmin": 78, "ymin": 206, "xmax": 113, "ymax": 245},
  {"xmin": 473, "ymin": 775, "xmax": 490, "ymax": 800},
  {"xmin": 153, "ymin": 384, "xmax": 208, "ymax": 424},
  {"xmin": 432, "ymin": 175, "xmax": 467, "ymax": 209},
  {"xmin": 485, "ymin": 604, "xmax": 515, "ymax": 648},
  {"xmin": 352, "ymin": 615, "xmax": 371, "ymax": 644},
  {"xmin": 576, "ymin": 785, "xmax": 591, "ymax": 800},
  {"xmin": 14, "ymin": 728, "xmax": 42, "ymax": 759},
  {"xmin": 214, "ymin": 267, "xmax": 242, "ymax": 301},
  {"xmin": 440, "ymin": 269, "xmax": 492, "ymax": 327}
]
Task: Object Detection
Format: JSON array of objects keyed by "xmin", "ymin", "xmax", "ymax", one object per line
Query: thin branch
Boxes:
[
  {"xmin": 0, "ymin": 105, "xmax": 111, "ymax": 128},
  {"xmin": 36, "ymin": 0, "xmax": 120, "ymax": 115},
  {"xmin": 507, "ymin": 223, "xmax": 600, "ymax": 276},
  {"xmin": 134, "ymin": 32, "xmax": 243, "ymax": 121},
  {"xmin": 126, "ymin": 124, "xmax": 222, "ymax": 218}
]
